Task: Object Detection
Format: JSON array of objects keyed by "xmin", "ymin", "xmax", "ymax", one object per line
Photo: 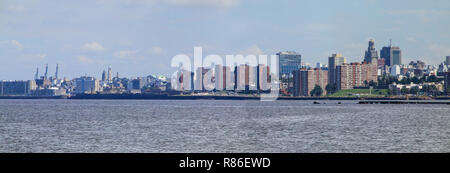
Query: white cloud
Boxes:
[
  {"xmin": 239, "ymin": 45, "xmax": 264, "ymax": 55},
  {"xmin": 81, "ymin": 41, "xmax": 105, "ymax": 51},
  {"xmin": 150, "ymin": 47, "xmax": 164, "ymax": 55},
  {"xmin": 1, "ymin": 40, "xmax": 23, "ymax": 49},
  {"xmin": 78, "ymin": 55, "xmax": 94, "ymax": 64},
  {"xmin": 113, "ymin": 50, "xmax": 138, "ymax": 57}
]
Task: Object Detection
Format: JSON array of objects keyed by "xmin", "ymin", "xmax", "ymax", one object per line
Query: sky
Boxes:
[{"xmin": 1, "ymin": 0, "xmax": 450, "ymax": 80}]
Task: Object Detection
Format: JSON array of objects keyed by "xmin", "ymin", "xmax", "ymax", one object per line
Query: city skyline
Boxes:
[{"xmin": 1, "ymin": 0, "xmax": 450, "ymax": 80}]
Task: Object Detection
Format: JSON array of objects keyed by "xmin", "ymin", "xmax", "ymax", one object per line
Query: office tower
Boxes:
[
  {"xmin": 214, "ymin": 65, "xmax": 227, "ymax": 91},
  {"xmin": 328, "ymin": 53, "xmax": 346, "ymax": 87},
  {"xmin": 235, "ymin": 64, "xmax": 255, "ymax": 91},
  {"xmin": 390, "ymin": 65, "xmax": 401, "ymax": 76},
  {"xmin": 194, "ymin": 67, "xmax": 210, "ymax": 91},
  {"xmin": 293, "ymin": 68, "xmax": 328, "ymax": 96},
  {"xmin": 445, "ymin": 72, "xmax": 450, "ymax": 95},
  {"xmin": 277, "ymin": 51, "xmax": 301, "ymax": 91},
  {"xmin": 257, "ymin": 64, "xmax": 270, "ymax": 91},
  {"xmin": 107, "ymin": 65, "xmax": 112, "ymax": 84},
  {"xmin": 364, "ymin": 39, "xmax": 379, "ymax": 63},
  {"xmin": 101, "ymin": 70, "xmax": 107, "ymax": 83},
  {"xmin": 336, "ymin": 62, "xmax": 378, "ymax": 90},
  {"xmin": 380, "ymin": 45, "xmax": 402, "ymax": 66},
  {"xmin": 74, "ymin": 76, "xmax": 101, "ymax": 94},
  {"xmin": 131, "ymin": 78, "xmax": 145, "ymax": 90},
  {"xmin": 446, "ymin": 56, "xmax": 450, "ymax": 66}
]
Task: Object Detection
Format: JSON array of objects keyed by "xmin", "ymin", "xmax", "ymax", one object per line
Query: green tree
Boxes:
[
  {"xmin": 325, "ymin": 84, "xmax": 336, "ymax": 95},
  {"xmin": 427, "ymin": 75, "xmax": 438, "ymax": 83},
  {"xmin": 368, "ymin": 80, "xmax": 377, "ymax": 87},
  {"xmin": 400, "ymin": 86, "xmax": 409, "ymax": 95},
  {"xmin": 412, "ymin": 76, "xmax": 421, "ymax": 84},
  {"xmin": 310, "ymin": 85, "xmax": 323, "ymax": 97},
  {"xmin": 410, "ymin": 86, "xmax": 419, "ymax": 95}
]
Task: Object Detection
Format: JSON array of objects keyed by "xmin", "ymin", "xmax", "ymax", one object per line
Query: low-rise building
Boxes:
[
  {"xmin": 293, "ymin": 68, "xmax": 328, "ymax": 96},
  {"xmin": 73, "ymin": 76, "xmax": 101, "ymax": 94},
  {"xmin": 0, "ymin": 80, "xmax": 36, "ymax": 96}
]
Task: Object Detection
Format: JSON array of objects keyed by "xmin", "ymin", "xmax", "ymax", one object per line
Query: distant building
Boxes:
[
  {"xmin": 445, "ymin": 72, "xmax": 450, "ymax": 95},
  {"xmin": 235, "ymin": 64, "xmax": 256, "ymax": 91},
  {"xmin": 214, "ymin": 65, "xmax": 233, "ymax": 91},
  {"xmin": 33, "ymin": 88, "xmax": 67, "ymax": 96},
  {"xmin": 73, "ymin": 76, "xmax": 101, "ymax": 94},
  {"xmin": 293, "ymin": 68, "xmax": 328, "ymax": 96},
  {"xmin": 277, "ymin": 51, "xmax": 301, "ymax": 91},
  {"xmin": 214, "ymin": 65, "xmax": 226, "ymax": 91},
  {"xmin": 364, "ymin": 39, "xmax": 379, "ymax": 63},
  {"xmin": 336, "ymin": 60, "xmax": 378, "ymax": 90},
  {"xmin": 409, "ymin": 60, "xmax": 426, "ymax": 70},
  {"xmin": 257, "ymin": 64, "xmax": 271, "ymax": 91},
  {"xmin": 35, "ymin": 78, "xmax": 51, "ymax": 89},
  {"xmin": 107, "ymin": 65, "xmax": 112, "ymax": 84},
  {"xmin": 102, "ymin": 70, "xmax": 107, "ymax": 83},
  {"xmin": 194, "ymin": 67, "xmax": 211, "ymax": 91},
  {"xmin": 328, "ymin": 53, "xmax": 346, "ymax": 87},
  {"xmin": 131, "ymin": 78, "xmax": 145, "ymax": 90},
  {"xmin": 446, "ymin": 56, "xmax": 450, "ymax": 66},
  {"xmin": 172, "ymin": 69, "xmax": 193, "ymax": 91},
  {"xmin": 0, "ymin": 80, "xmax": 36, "ymax": 96},
  {"xmin": 390, "ymin": 65, "xmax": 401, "ymax": 76},
  {"xmin": 381, "ymin": 45, "xmax": 402, "ymax": 66}
]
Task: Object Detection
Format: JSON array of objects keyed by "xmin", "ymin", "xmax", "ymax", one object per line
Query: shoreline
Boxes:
[{"xmin": 1, "ymin": 94, "xmax": 449, "ymax": 101}]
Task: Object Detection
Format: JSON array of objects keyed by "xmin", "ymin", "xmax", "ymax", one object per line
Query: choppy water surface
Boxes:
[{"xmin": 0, "ymin": 99, "xmax": 449, "ymax": 153}]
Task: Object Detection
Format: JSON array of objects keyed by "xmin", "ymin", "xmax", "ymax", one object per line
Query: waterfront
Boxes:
[{"xmin": 0, "ymin": 99, "xmax": 449, "ymax": 153}]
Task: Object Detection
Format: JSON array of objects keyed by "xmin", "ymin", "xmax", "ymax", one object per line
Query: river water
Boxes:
[{"xmin": 0, "ymin": 99, "xmax": 449, "ymax": 152}]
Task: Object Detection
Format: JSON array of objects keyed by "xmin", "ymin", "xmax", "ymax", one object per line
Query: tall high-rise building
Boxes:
[
  {"xmin": 214, "ymin": 65, "xmax": 225, "ymax": 91},
  {"xmin": 257, "ymin": 64, "xmax": 271, "ymax": 91},
  {"xmin": 277, "ymin": 51, "xmax": 301, "ymax": 91},
  {"xmin": 293, "ymin": 68, "xmax": 328, "ymax": 96},
  {"xmin": 446, "ymin": 56, "xmax": 450, "ymax": 66},
  {"xmin": 364, "ymin": 39, "xmax": 379, "ymax": 63},
  {"xmin": 107, "ymin": 65, "xmax": 112, "ymax": 84},
  {"xmin": 381, "ymin": 45, "xmax": 402, "ymax": 66},
  {"xmin": 336, "ymin": 61, "xmax": 378, "ymax": 90},
  {"xmin": 328, "ymin": 53, "xmax": 346, "ymax": 87},
  {"xmin": 101, "ymin": 70, "xmax": 107, "ymax": 83}
]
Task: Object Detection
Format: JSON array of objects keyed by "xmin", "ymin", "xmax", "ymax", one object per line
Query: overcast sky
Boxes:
[{"xmin": 1, "ymin": 0, "xmax": 450, "ymax": 80}]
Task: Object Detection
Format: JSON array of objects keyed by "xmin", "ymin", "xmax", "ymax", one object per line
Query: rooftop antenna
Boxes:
[{"xmin": 389, "ymin": 39, "xmax": 392, "ymax": 47}]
